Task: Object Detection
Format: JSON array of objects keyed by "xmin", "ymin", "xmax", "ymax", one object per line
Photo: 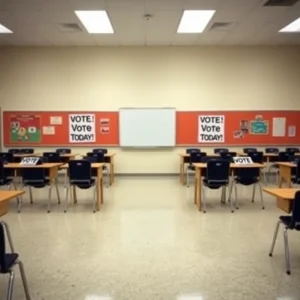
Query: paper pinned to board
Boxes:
[
  {"xmin": 288, "ymin": 125, "xmax": 296, "ymax": 137},
  {"xmin": 50, "ymin": 116, "xmax": 62, "ymax": 125},
  {"xmin": 43, "ymin": 126, "xmax": 55, "ymax": 135},
  {"xmin": 272, "ymin": 117, "xmax": 286, "ymax": 137}
]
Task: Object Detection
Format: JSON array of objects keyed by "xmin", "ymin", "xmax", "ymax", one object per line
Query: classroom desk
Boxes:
[
  {"xmin": 14, "ymin": 153, "xmax": 41, "ymax": 158},
  {"xmin": 60, "ymin": 163, "xmax": 104, "ymax": 211},
  {"xmin": 0, "ymin": 190, "xmax": 25, "ymax": 217},
  {"xmin": 275, "ymin": 162, "xmax": 296, "ymax": 188},
  {"xmin": 193, "ymin": 163, "xmax": 265, "ymax": 212},
  {"xmin": 237, "ymin": 152, "xmax": 279, "ymax": 162},
  {"xmin": 4, "ymin": 163, "xmax": 62, "ymax": 182},
  {"xmin": 263, "ymin": 188, "xmax": 299, "ymax": 213},
  {"xmin": 59, "ymin": 153, "xmax": 79, "ymax": 161},
  {"xmin": 178, "ymin": 153, "xmax": 219, "ymax": 185}
]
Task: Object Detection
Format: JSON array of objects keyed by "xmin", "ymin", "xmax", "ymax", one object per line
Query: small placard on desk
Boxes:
[
  {"xmin": 233, "ymin": 157, "xmax": 253, "ymax": 164},
  {"xmin": 20, "ymin": 157, "xmax": 43, "ymax": 165}
]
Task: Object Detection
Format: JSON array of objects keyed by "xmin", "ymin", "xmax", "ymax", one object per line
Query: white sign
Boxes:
[
  {"xmin": 198, "ymin": 115, "xmax": 225, "ymax": 143},
  {"xmin": 50, "ymin": 116, "xmax": 62, "ymax": 125},
  {"xmin": 20, "ymin": 157, "xmax": 41, "ymax": 165},
  {"xmin": 233, "ymin": 157, "xmax": 253, "ymax": 164},
  {"xmin": 288, "ymin": 125, "xmax": 296, "ymax": 137},
  {"xmin": 43, "ymin": 126, "xmax": 55, "ymax": 135},
  {"xmin": 272, "ymin": 117, "xmax": 286, "ymax": 137},
  {"xmin": 69, "ymin": 114, "xmax": 95, "ymax": 143}
]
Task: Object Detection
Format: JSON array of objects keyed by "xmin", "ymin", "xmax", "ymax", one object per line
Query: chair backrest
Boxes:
[
  {"xmin": 206, "ymin": 160, "xmax": 230, "ymax": 183},
  {"xmin": 286, "ymin": 147, "xmax": 299, "ymax": 153},
  {"xmin": 201, "ymin": 156, "xmax": 218, "ymax": 163},
  {"xmin": 68, "ymin": 160, "xmax": 92, "ymax": 183},
  {"xmin": 8, "ymin": 149, "xmax": 20, "ymax": 154},
  {"xmin": 294, "ymin": 160, "xmax": 300, "ymax": 182},
  {"xmin": 220, "ymin": 152, "xmax": 236, "ymax": 162},
  {"xmin": 235, "ymin": 167, "xmax": 259, "ymax": 179},
  {"xmin": 0, "ymin": 152, "xmax": 13, "ymax": 163},
  {"xmin": 278, "ymin": 151, "xmax": 292, "ymax": 162},
  {"xmin": 190, "ymin": 152, "xmax": 206, "ymax": 163},
  {"xmin": 86, "ymin": 152, "xmax": 105, "ymax": 163},
  {"xmin": 22, "ymin": 168, "xmax": 46, "ymax": 183},
  {"xmin": 214, "ymin": 148, "xmax": 229, "ymax": 154},
  {"xmin": 186, "ymin": 148, "xmax": 200, "ymax": 154},
  {"xmin": 20, "ymin": 148, "xmax": 34, "ymax": 154},
  {"xmin": 92, "ymin": 148, "xmax": 108, "ymax": 154},
  {"xmin": 56, "ymin": 148, "xmax": 71, "ymax": 154},
  {"xmin": 248, "ymin": 151, "xmax": 264, "ymax": 163},
  {"xmin": 0, "ymin": 161, "xmax": 7, "ymax": 182},
  {"xmin": 291, "ymin": 191, "xmax": 300, "ymax": 230},
  {"xmin": 0, "ymin": 223, "xmax": 6, "ymax": 271},
  {"xmin": 43, "ymin": 152, "xmax": 60, "ymax": 163},
  {"xmin": 243, "ymin": 148, "xmax": 257, "ymax": 153},
  {"xmin": 265, "ymin": 147, "xmax": 279, "ymax": 154}
]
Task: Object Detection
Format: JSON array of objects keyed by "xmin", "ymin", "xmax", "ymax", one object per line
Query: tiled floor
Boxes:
[{"xmin": 1, "ymin": 177, "xmax": 300, "ymax": 300}]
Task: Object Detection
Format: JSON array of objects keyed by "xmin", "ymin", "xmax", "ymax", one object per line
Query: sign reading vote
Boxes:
[
  {"xmin": 20, "ymin": 157, "xmax": 41, "ymax": 165},
  {"xmin": 69, "ymin": 114, "xmax": 95, "ymax": 143},
  {"xmin": 233, "ymin": 157, "xmax": 253, "ymax": 164}
]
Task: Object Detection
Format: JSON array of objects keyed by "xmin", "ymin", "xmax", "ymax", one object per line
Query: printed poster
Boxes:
[
  {"xmin": 69, "ymin": 114, "xmax": 95, "ymax": 143},
  {"xmin": 198, "ymin": 115, "xmax": 225, "ymax": 143},
  {"xmin": 10, "ymin": 114, "xmax": 41, "ymax": 143}
]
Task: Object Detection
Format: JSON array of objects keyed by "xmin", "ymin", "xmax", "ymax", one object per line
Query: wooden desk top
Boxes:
[
  {"xmin": 275, "ymin": 162, "xmax": 296, "ymax": 167},
  {"xmin": 79, "ymin": 153, "xmax": 116, "ymax": 157},
  {"xmin": 4, "ymin": 163, "xmax": 62, "ymax": 169},
  {"xmin": 263, "ymin": 188, "xmax": 300, "ymax": 200},
  {"xmin": 60, "ymin": 163, "xmax": 104, "ymax": 169},
  {"xmin": 237, "ymin": 152, "xmax": 278, "ymax": 157},
  {"xmin": 59, "ymin": 153, "xmax": 79, "ymax": 157},
  {"xmin": 14, "ymin": 153, "xmax": 41, "ymax": 158},
  {"xmin": 0, "ymin": 190, "xmax": 25, "ymax": 203},
  {"xmin": 179, "ymin": 153, "xmax": 219, "ymax": 157},
  {"xmin": 193, "ymin": 163, "xmax": 264, "ymax": 169}
]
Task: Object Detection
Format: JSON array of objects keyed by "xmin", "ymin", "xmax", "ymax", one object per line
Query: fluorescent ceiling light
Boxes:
[
  {"xmin": 0, "ymin": 23, "xmax": 13, "ymax": 34},
  {"xmin": 279, "ymin": 17, "xmax": 300, "ymax": 33},
  {"xmin": 75, "ymin": 11, "xmax": 114, "ymax": 34},
  {"xmin": 177, "ymin": 10, "xmax": 215, "ymax": 33}
]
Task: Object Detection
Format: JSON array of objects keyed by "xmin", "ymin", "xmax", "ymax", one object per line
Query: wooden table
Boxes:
[
  {"xmin": 275, "ymin": 162, "xmax": 296, "ymax": 188},
  {"xmin": 13, "ymin": 153, "xmax": 41, "ymax": 158},
  {"xmin": 193, "ymin": 163, "xmax": 265, "ymax": 211},
  {"xmin": 179, "ymin": 153, "xmax": 219, "ymax": 185},
  {"xmin": 237, "ymin": 152, "xmax": 279, "ymax": 162},
  {"xmin": 0, "ymin": 190, "xmax": 25, "ymax": 216},
  {"xmin": 59, "ymin": 153, "xmax": 79, "ymax": 161},
  {"xmin": 60, "ymin": 163, "xmax": 104, "ymax": 211},
  {"xmin": 263, "ymin": 188, "xmax": 299, "ymax": 213}
]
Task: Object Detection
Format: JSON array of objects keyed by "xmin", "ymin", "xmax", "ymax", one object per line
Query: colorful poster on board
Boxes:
[
  {"xmin": 198, "ymin": 115, "xmax": 225, "ymax": 143},
  {"xmin": 69, "ymin": 114, "xmax": 95, "ymax": 143},
  {"xmin": 10, "ymin": 114, "xmax": 41, "ymax": 142}
]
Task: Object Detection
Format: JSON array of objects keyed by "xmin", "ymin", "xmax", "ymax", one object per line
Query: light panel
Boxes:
[
  {"xmin": 0, "ymin": 23, "xmax": 13, "ymax": 34},
  {"xmin": 279, "ymin": 17, "xmax": 300, "ymax": 33}
]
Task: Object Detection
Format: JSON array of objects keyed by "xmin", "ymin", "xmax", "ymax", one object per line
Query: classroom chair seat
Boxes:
[
  {"xmin": 86, "ymin": 152, "xmax": 109, "ymax": 187},
  {"xmin": 186, "ymin": 152, "xmax": 206, "ymax": 187},
  {"xmin": 269, "ymin": 191, "xmax": 300, "ymax": 275}
]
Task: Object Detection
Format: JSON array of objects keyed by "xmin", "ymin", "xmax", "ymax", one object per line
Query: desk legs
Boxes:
[
  {"xmin": 97, "ymin": 167, "xmax": 103, "ymax": 211},
  {"xmin": 109, "ymin": 156, "xmax": 115, "ymax": 185},
  {"xmin": 278, "ymin": 165, "xmax": 292, "ymax": 188},
  {"xmin": 194, "ymin": 168, "xmax": 202, "ymax": 211},
  {"xmin": 180, "ymin": 157, "xmax": 184, "ymax": 184}
]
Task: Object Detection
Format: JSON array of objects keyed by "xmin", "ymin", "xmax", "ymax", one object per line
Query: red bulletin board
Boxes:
[
  {"xmin": 176, "ymin": 111, "xmax": 300, "ymax": 146},
  {"xmin": 3, "ymin": 111, "xmax": 119, "ymax": 146}
]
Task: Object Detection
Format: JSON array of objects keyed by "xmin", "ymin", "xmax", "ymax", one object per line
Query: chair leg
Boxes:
[
  {"xmin": 202, "ymin": 185, "xmax": 207, "ymax": 213},
  {"xmin": 106, "ymin": 168, "xmax": 109, "ymax": 188},
  {"xmin": 29, "ymin": 186, "xmax": 33, "ymax": 204},
  {"xmin": 93, "ymin": 185, "xmax": 97, "ymax": 213},
  {"xmin": 0, "ymin": 221, "xmax": 15, "ymax": 252},
  {"xmin": 283, "ymin": 227, "xmax": 291, "ymax": 275},
  {"xmin": 258, "ymin": 182, "xmax": 265, "ymax": 209},
  {"xmin": 64, "ymin": 185, "xmax": 69, "ymax": 213},
  {"xmin": 47, "ymin": 185, "xmax": 52, "ymax": 213},
  {"xmin": 55, "ymin": 178, "xmax": 60, "ymax": 204},
  {"xmin": 263, "ymin": 170, "xmax": 267, "ymax": 186},
  {"xmin": 234, "ymin": 182, "xmax": 238, "ymax": 209},
  {"xmin": 269, "ymin": 220, "xmax": 281, "ymax": 257},
  {"xmin": 186, "ymin": 168, "xmax": 190, "ymax": 188},
  {"xmin": 228, "ymin": 185, "xmax": 234, "ymax": 213},
  {"xmin": 64, "ymin": 172, "xmax": 67, "ymax": 188},
  {"xmin": 228, "ymin": 180, "xmax": 233, "ymax": 203},
  {"xmin": 7, "ymin": 270, "xmax": 15, "ymax": 300},
  {"xmin": 16, "ymin": 260, "xmax": 31, "ymax": 300},
  {"xmin": 251, "ymin": 183, "xmax": 256, "ymax": 202}
]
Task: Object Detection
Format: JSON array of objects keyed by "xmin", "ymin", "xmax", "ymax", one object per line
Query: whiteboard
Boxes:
[{"xmin": 119, "ymin": 108, "xmax": 176, "ymax": 147}]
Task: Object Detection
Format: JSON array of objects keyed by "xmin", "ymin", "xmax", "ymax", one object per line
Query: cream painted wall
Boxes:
[{"xmin": 0, "ymin": 46, "xmax": 300, "ymax": 173}]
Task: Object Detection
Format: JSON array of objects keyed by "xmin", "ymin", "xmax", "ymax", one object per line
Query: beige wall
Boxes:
[{"xmin": 1, "ymin": 46, "xmax": 300, "ymax": 173}]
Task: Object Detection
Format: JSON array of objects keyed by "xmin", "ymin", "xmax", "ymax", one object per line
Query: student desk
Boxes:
[
  {"xmin": 0, "ymin": 190, "xmax": 25, "ymax": 217},
  {"xmin": 59, "ymin": 153, "xmax": 79, "ymax": 161},
  {"xmin": 275, "ymin": 162, "xmax": 296, "ymax": 188},
  {"xmin": 193, "ymin": 163, "xmax": 264, "ymax": 212},
  {"xmin": 178, "ymin": 153, "xmax": 219, "ymax": 185},
  {"xmin": 263, "ymin": 188, "xmax": 299, "ymax": 213},
  {"xmin": 60, "ymin": 163, "xmax": 104, "ymax": 211},
  {"xmin": 237, "ymin": 152, "xmax": 279, "ymax": 162}
]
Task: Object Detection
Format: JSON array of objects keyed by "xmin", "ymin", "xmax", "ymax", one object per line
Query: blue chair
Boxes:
[
  {"xmin": 186, "ymin": 152, "xmax": 207, "ymax": 187},
  {"xmin": 202, "ymin": 160, "xmax": 231, "ymax": 213},
  {"xmin": 56, "ymin": 148, "xmax": 71, "ymax": 154},
  {"xmin": 186, "ymin": 148, "xmax": 200, "ymax": 154},
  {"xmin": 269, "ymin": 152, "xmax": 294, "ymax": 184},
  {"xmin": 65, "ymin": 160, "xmax": 97, "ymax": 213},
  {"xmin": 269, "ymin": 190, "xmax": 300, "ymax": 275},
  {"xmin": 228, "ymin": 166, "xmax": 264, "ymax": 210},
  {"xmin": 220, "ymin": 152, "xmax": 237, "ymax": 162},
  {"xmin": 19, "ymin": 149, "xmax": 34, "ymax": 154},
  {"xmin": 248, "ymin": 151, "xmax": 266, "ymax": 185},
  {"xmin": 265, "ymin": 147, "xmax": 279, "ymax": 154},
  {"xmin": 0, "ymin": 153, "xmax": 14, "ymax": 163},
  {"xmin": 286, "ymin": 147, "xmax": 299, "ymax": 154},
  {"xmin": 43, "ymin": 152, "xmax": 62, "ymax": 191},
  {"xmin": 8, "ymin": 149, "xmax": 20, "ymax": 154},
  {"xmin": 214, "ymin": 148, "xmax": 229, "ymax": 154},
  {"xmin": 291, "ymin": 160, "xmax": 300, "ymax": 185},
  {"xmin": 92, "ymin": 148, "xmax": 108, "ymax": 154},
  {"xmin": 0, "ymin": 222, "xmax": 31, "ymax": 300},
  {"xmin": 86, "ymin": 152, "xmax": 109, "ymax": 187},
  {"xmin": 20, "ymin": 167, "xmax": 59, "ymax": 213},
  {"xmin": 243, "ymin": 148, "xmax": 257, "ymax": 153}
]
